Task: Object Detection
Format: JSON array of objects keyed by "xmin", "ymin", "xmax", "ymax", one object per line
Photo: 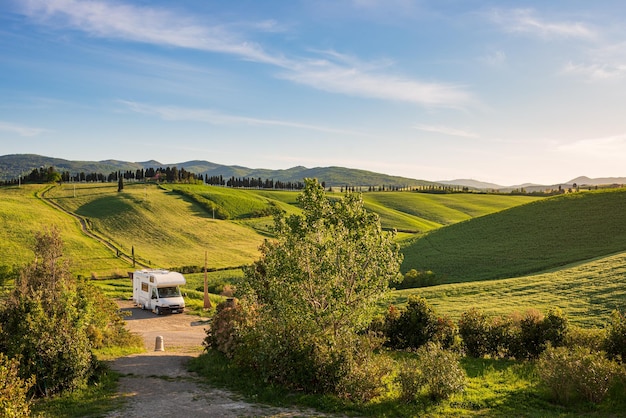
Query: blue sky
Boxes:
[{"xmin": 2, "ymin": 0, "xmax": 626, "ymax": 186}]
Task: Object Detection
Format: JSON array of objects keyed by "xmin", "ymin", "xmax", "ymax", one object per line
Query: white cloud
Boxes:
[
  {"xmin": 21, "ymin": 0, "xmax": 286, "ymax": 66},
  {"xmin": 490, "ymin": 8, "xmax": 596, "ymax": 40},
  {"xmin": 562, "ymin": 61, "xmax": 626, "ymax": 80},
  {"xmin": 119, "ymin": 100, "xmax": 366, "ymax": 136},
  {"xmin": 414, "ymin": 124, "xmax": 479, "ymax": 139},
  {"xmin": 20, "ymin": 0, "xmax": 473, "ymax": 108},
  {"xmin": 280, "ymin": 54, "xmax": 472, "ymax": 108},
  {"xmin": 0, "ymin": 121, "xmax": 46, "ymax": 137}
]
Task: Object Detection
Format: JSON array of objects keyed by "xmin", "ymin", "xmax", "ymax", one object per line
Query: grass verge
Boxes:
[{"xmin": 189, "ymin": 349, "xmax": 626, "ymax": 417}]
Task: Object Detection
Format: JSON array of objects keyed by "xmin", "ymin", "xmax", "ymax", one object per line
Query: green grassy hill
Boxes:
[
  {"xmin": 391, "ymin": 250, "xmax": 626, "ymax": 327},
  {"xmin": 401, "ymin": 188, "xmax": 626, "ymax": 282},
  {"xmin": 0, "ymin": 183, "xmax": 539, "ymax": 279},
  {"xmin": 0, "ymin": 185, "xmax": 130, "ymax": 278},
  {"xmin": 362, "ymin": 192, "xmax": 541, "ymax": 233},
  {"xmin": 43, "ymin": 183, "xmax": 266, "ymax": 271}
]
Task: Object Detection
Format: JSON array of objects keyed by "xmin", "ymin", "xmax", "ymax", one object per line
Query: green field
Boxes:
[
  {"xmin": 392, "ymin": 250, "xmax": 626, "ymax": 327},
  {"xmin": 0, "ymin": 184, "xmax": 129, "ymax": 277},
  {"xmin": 43, "ymin": 182, "xmax": 266, "ymax": 270},
  {"xmin": 401, "ymin": 188, "xmax": 626, "ymax": 282},
  {"xmin": 3, "ymin": 182, "xmax": 626, "ymax": 328},
  {"xmin": 1, "ymin": 182, "xmax": 538, "ymax": 278},
  {"xmin": 362, "ymin": 192, "xmax": 541, "ymax": 232}
]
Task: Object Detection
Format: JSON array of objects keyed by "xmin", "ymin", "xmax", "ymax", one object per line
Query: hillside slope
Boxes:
[
  {"xmin": 392, "ymin": 250, "xmax": 626, "ymax": 327},
  {"xmin": 0, "ymin": 185, "xmax": 130, "ymax": 277},
  {"xmin": 401, "ymin": 188, "xmax": 626, "ymax": 282},
  {"xmin": 43, "ymin": 183, "xmax": 266, "ymax": 270}
]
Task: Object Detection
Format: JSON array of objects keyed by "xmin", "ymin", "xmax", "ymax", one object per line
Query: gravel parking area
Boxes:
[{"xmin": 106, "ymin": 300, "xmax": 332, "ymax": 417}]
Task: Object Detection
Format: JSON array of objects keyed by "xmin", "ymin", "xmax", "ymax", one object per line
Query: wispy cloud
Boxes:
[
  {"xmin": 414, "ymin": 124, "xmax": 479, "ymax": 139},
  {"xmin": 21, "ymin": 0, "xmax": 286, "ymax": 66},
  {"xmin": 280, "ymin": 56, "xmax": 472, "ymax": 108},
  {"xmin": 562, "ymin": 40, "xmax": 626, "ymax": 81},
  {"xmin": 20, "ymin": 0, "xmax": 473, "ymax": 108},
  {"xmin": 0, "ymin": 121, "xmax": 46, "ymax": 137},
  {"xmin": 562, "ymin": 61, "xmax": 626, "ymax": 80},
  {"xmin": 119, "ymin": 100, "xmax": 366, "ymax": 136},
  {"xmin": 489, "ymin": 8, "xmax": 596, "ymax": 40}
]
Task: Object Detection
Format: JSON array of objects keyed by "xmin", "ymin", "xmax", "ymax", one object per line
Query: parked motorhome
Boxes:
[{"xmin": 130, "ymin": 269, "xmax": 186, "ymax": 314}]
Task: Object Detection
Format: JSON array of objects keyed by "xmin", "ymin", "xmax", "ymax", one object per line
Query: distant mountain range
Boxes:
[{"xmin": 1, "ymin": 154, "xmax": 624, "ymax": 190}]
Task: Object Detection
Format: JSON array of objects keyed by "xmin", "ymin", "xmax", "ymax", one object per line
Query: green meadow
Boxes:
[
  {"xmin": 42, "ymin": 182, "xmax": 266, "ymax": 270},
  {"xmin": 0, "ymin": 184, "xmax": 129, "ymax": 278},
  {"xmin": 4, "ymin": 182, "xmax": 626, "ymax": 416},
  {"xmin": 2, "ymin": 182, "xmax": 626, "ymax": 327},
  {"xmin": 401, "ymin": 188, "xmax": 626, "ymax": 283},
  {"xmin": 392, "ymin": 250, "xmax": 626, "ymax": 327}
]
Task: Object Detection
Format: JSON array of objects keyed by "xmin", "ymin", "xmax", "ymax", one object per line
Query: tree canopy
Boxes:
[{"xmin": 232, "ymin": 178, "xmax": 402, "ymax": 396}]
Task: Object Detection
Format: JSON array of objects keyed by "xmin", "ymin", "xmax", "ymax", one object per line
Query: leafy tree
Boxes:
[
  {"xmin": 0, "ymin": 226, "xmax": 139, "ymax": 397},
  {"xmin": 117, "ymin": 172, "xmax": 124, "ymax": 192},
  {"xmin": 232, "ymin": 178, "xmax": 402, "ymax": 397}
]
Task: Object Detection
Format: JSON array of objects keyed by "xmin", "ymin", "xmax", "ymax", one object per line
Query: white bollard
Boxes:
[{"xmin": 155, "ymin": 335, "xmax": 165, "ymax": 351}]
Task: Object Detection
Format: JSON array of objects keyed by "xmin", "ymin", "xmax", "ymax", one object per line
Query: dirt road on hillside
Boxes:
[{"xmin": 106, "ymin": 301, "xmax": 333, "ymax": 417}]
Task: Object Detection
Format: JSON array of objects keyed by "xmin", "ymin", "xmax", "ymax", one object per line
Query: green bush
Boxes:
[
  {"xmin": 204, "ymin": 299, "xmax": 251, "ymax": 358},
  {"xmin": 0, "ymin": 291, "xmax": 94, "ymax": 397},
  {"xmin": 538, "ymin": 346, "xmax": 624, "ymax": 404},
  {"xmin": 396, "ymin": 343, "xmax": 466, "ymax": 403},
  {"xmin": 605, "ymin": 309, "xmax": 626, "ymax": 361},
  {"xmin": 458, "ymin": 308, "xmax": 490, "ymax": 357},
  {"xmin": 395, "ymin": 357, "xmax": 423, "ymax": 403},
  {"xmin": 416, "ymin": 343, "xmax": 466, "ymax": 401},
  {"xmin": 384, "ymin": 296, "xmax": 457, "ymax": 350},
  {"xmin": 459, "ymin": 308, "xmax": 568, "ymax": 360},
  {"xmin": 0, "ymin": 353, "xmax": 34, "ymax": 418},
  {"xmin": 565, "ymin": 326, "xmax": 606, "ymax": 351}
]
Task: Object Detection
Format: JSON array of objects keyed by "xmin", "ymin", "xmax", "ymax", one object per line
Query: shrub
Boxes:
[
  {"xmin": 538, "ymin": 346, "xmax": 624, "ymax": 404},
  {"xmin": 0, "ymin": 353, "xmax": 34, "ymax": 418},
  {"xmin": 0, "ymin": 292, "xmax": 94, "ymax": 396},
  {"xmin": 565, "ymin": 326, "xmax": 606, "ymax": 351},
  {"xmin": 395, "ymin": 344, "xmax": 467, "ymax": 404},
  {"xmin": 416, "ymin": 343, "xmax": 466, "ymax": 402},
  {"xmin": 459, "ymin": 308, "xmax": 568, "ymax": 360},
  {"xmin": 335, "ymin": 335, "xmax": 395, "ymax": 403},
  {"xmin": 458, "ymin": 308, "xmax": 490, "ymax": 357},
  {"xmin": 204, "ymin": 299, "xmax": 252, "ymax": 358},
  {"xmin": 396, "ymin": 357, "xmax": 423, "ymax": 403},
  {"xmin": 384, "ymin": 296, "xmax": 457, "ymax": 350},
  {"xmin": 605, "ymin": 309, "xmax": 626, "ymax": 361}
]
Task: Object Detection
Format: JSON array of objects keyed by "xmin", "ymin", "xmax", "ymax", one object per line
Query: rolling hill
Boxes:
[
  {"xmin": 401, "ymin": 188, "xmax": 626, "ymax": 283},
  {"xmin": 0, "ymin": 182, "xmax": 538, "ymax": 277}
]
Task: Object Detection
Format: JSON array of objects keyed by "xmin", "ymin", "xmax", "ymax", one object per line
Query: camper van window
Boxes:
[
  {"xmin": 151, "ymin": 288, "xmax": 158, "ymax": 299},
  {"xmin": 158, "ymin": 287, "xmax": 181, "ymax": 298},
  {"xmin": 141, "ymin": 283, "xmax": 148, "ymax": 292}
]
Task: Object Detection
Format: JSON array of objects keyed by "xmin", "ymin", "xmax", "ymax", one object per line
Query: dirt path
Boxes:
[{"xmin": 107, "ymin": 301, "xmax": 330, "ymax": 417}]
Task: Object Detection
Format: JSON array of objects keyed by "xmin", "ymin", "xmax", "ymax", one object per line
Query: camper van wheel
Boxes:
[{"xmin": 155, "ymin": 307, "xmax": 161, "ymax": 315}]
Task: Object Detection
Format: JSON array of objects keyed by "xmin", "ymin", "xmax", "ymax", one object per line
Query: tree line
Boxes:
[{"xmin": 2, "ymin": 165, "xmax": 308, "ymax": 190}]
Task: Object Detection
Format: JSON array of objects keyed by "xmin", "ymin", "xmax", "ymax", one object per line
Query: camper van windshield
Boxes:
[{"xmin": 158, "ymin": 287, "xmax": 181, "ymax": 298}]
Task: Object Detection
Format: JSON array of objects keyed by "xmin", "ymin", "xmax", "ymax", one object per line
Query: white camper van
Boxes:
[{"xmin": 131, "ymin": 269, "xmax": 186, "ymax": 315}]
